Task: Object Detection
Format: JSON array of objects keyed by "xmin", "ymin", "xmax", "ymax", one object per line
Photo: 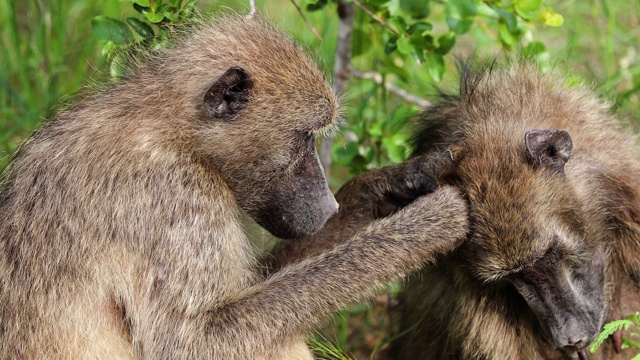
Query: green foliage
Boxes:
[
  {"xmin": 91, "ymin": 0, "xmax": 198, "ymax": 78},
  {"xmin": 306, "ymin": 0, "xmax": 563, "ymax": 176},
  {"xmin": 591, "ymin": 312, "xmax": 640, "ymax": 358}
]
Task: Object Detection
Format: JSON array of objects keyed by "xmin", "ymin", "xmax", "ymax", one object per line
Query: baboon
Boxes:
[
  {"xmin": 0, "ymin": 15, "xmax": 469, "ymax": 359},
  {"xmin": 392, "ymin": 62, "xmax": 640, "ymax": 360}
]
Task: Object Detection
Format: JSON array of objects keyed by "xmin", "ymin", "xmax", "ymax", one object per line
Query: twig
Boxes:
[
  {"xmin": 288, "ymin": 0, "xmax": 323, "ymax": 41},
  {"xmin": 247, "ymin": 0, "xmax": 257, "ymax": 18},
  {"xmin": 475, "ymin": 17, "xmax": 496, "ymax": 40},
  {"xmin": 351, "ymin": 0, "xmax": 399, "ymax": 34},
  {"xmin": 351, "ymin": 69, "xmax": 431, "ymax": 108},
  {"xmin": 319, "ymin": 0, "xmax": 354, "ymax": 177}
]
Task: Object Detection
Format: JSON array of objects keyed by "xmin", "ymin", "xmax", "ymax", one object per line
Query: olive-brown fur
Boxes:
[
  {"xmin": 0, "ymin": 15, "xmax": 469, "ymax": 359},
  {"xmin": 394, "ymin": 63, "xmax": 640, "ymax": 360}
]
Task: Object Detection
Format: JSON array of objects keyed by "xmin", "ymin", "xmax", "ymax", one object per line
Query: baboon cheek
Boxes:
[{"xmin": 251, "ymin": 150, "xmax": 338, "ymax": 240}]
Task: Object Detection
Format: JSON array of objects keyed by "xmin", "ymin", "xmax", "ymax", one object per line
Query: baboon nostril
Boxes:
[{"xmin": 564, "ymin": 335, "xmax": 589, "ymax": 350}]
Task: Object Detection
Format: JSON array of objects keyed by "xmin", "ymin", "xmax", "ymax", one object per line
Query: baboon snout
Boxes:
[{"xmin": 555, "ymin": 319, "xmax": 596, "ymax": 350}]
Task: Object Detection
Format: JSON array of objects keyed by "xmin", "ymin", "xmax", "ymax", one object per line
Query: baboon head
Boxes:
[
  {"xmin": 164, "ymin": 17, "xmax": 340, "ymax": 239},
  {"xmin": 413, "ymin": 65, "xmax": 607, "ymax": 354}
]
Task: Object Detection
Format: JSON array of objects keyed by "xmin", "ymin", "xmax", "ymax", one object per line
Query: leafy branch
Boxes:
[{"xmin": 92, "ymin": 0, "xmax": 198, "ymax": 78}]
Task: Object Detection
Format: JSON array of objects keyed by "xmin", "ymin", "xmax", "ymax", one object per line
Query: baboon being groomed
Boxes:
[
  {"xmin": 0, "ymin": 15, "xmax": 470, "ymax": 359},
  {"xmin": 393, "ymin": 62, "xmax": 640, "ymax": 360}
]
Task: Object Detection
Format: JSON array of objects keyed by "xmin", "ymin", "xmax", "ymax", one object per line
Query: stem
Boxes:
[{"xmin": 320, "ymin": 0, "xmax": 354, "ymax": 178}]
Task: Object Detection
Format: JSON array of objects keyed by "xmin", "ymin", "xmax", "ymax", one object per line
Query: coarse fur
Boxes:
[
  {"xmin": 0, "ymin": 15, "xmax": 469, "ymax": 359},
  {"xmin": 394, "ymin": 62, "xmax": 640, "ymax": 360}
]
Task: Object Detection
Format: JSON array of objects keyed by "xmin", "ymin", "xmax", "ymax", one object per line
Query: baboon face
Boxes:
[
  {"xmin": 197, "ymin": 45, "xmax": 340, "ymax": 240},
  {"xmin": 451, "ymin": 129, "xmax": 605, "ymax": 351}
]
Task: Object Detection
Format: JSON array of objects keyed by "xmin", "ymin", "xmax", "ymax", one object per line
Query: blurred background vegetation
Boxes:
[{"xmin": 1, "ymin": 0, "xmax": 639, "ymax": 358}]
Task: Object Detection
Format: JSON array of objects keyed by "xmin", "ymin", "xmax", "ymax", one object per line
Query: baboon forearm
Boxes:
[{"xmin": 210, "ymin": 189, "xmax": 467, "ymax": 357}]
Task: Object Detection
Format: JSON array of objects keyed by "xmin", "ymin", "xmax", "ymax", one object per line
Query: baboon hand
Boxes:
[{"xmin": 334, "ymin": 153, "xmax": 442, "ymax": 221}]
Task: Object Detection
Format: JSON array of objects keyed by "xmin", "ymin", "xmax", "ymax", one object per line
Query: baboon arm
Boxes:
[
  {"xmin": 266, "ymin": 153, "xmax": 444, "ymax": 272},
  {"xmin": 208, "ymin": 187, "xmax": 467, "ymax": 358}
]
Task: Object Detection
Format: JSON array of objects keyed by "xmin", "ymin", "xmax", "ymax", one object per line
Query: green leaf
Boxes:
[
  {"xmin": 157, "ymin": 4, "xmax": 178, "ymax": 21},
  {"xmin": 490, "ymin": 5, "xmax": 518, "ymax": 32},
  {"xmin": 522, "ymin": 41, "xmax": 546, "ymax": 58},
  {"xmin": 436, "ymin": 31, "xmax": 456, "ymax": 55},
  {"xmin": 590, "ymin": 319, "xmax": 633, "ymax": 353},
  {"xmin": 92, "ymin": 16, "xmax": 134, "ymax": 44},
  {"xmin": 514, "ymin": 0, "xmax": 543, "ymax": 13},
  {"xmin": 144, "ymin": 11, "xmax": 165, "ymax": 23},
  {"xmin": 128, "ymin": 0, "xmax": 151, "ymax": 7},
  {"xmin": 387, "ymin": 16, "xmax": 407, "ymax": 34},
  {"xmin": 407, "ymin": 22, "xmax": 433, "ymax": 35},
  {"xmin": 445, "ymin": 0, "xmax": 478, "ymax": 35},
  {"xmin": 385, "ymin": 35, "xmax": 399, "ymax": 54},
  {"xmin": 133, "ymin": 3, "xmax": 150, "ymax": 13},
  {"xmin": 400, "ymin": 0, "xmax": 430, "ymax": 19},
  {"xmin": 180, "ymin": 0, "xmax": 197, "ymax": 17},
  {"xmin": 396, "ymin": 36, "xmax": 414, "ymax": 55},
  {"xmin": 498, "ymin": 23, "xmax": 517, "ymax": 47},
  {"xmin": 307, "ymin": 0, "xmax": 328, "ymax": 11},
  {"xmin": 384, "ymin": 0, "xmax": 401, "ymax": 16},
  {"xmin": 447, "ymin": 0, "xmax": 478, "ymax": 17},
  {"xmin": 126, "ymin": 17, "xmax": 154, "ymax": 38},
  {"xmin": 446, "ymin": 17, "xmax": 473, "ymax": 34},
  {"xmin": 412, "ymin": 33, "xmax": 434, "ymax": 51},
  {"xmin": 539, "ymin": 8, "xmax": 564, "ymax": 27},
  {"xmin": 425, "ymin": 52, "xmax": 444, "ymax": 82},
  {"xmin": 368, "ymin": 122, "xmax": 383, "ymax": 138},
  {"xmin": 151, "ymin": 0, "xmax": 162, "ymax": 11}
]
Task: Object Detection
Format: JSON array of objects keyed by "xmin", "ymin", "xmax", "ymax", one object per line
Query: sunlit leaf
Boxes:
[
  {"xmin": 144, "ymin": 11, "xmax": 165, "ymax": 23},
  {"xmin": 407, "ymin": 21, "xmax": 433, "ymax": 35},
  {"xmin": 384, "ymin": 0, "xmax": 401, "ymax": 16},
  {"xmin": 514, "ymin": 0, "xmax": 543, "ymax": 13},
  {"xmin": 425, "ymin": 52, "xmax": 445, "ymax": 82},
  {"xmin": 396, "ymin": 36, "xmax": 414, "ymax": 54},
  {"xmin": 539, "ymin": 8, "xmax": 564, "ymax": 27}
]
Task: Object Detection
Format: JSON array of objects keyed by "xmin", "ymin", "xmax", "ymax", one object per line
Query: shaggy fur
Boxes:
[
  {"xmin": 394, "ymin": 62, "xmax": 640, "ymax": 360},
  {"xmin": 0, "ymin": 15, "xmax": 469, "ymax": 359}
]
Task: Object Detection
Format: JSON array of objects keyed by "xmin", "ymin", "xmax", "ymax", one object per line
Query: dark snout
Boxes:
[
  {"xmin": 252, "ymin": 150, "xmax": 338, "ymax": 240},
  {"xmin": 511, "ymin": 248, "xmax": 606, "ymax": 353},
  {"xmin": 550, "ymin": 315, "xmax": 599, "ymax": 351}
]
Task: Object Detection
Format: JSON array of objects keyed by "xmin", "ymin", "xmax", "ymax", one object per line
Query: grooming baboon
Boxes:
[
  {"xmin": 0, "ymin": 15, "xmax": 469, "ymax": 359},
  {"xmin": 392, "ymin": 63, "xmax": 640, "ymax": 360}
]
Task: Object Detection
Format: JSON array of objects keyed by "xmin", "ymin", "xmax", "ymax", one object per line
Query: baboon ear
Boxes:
[
  {"xmin": 525, "ymin": 129, "xmax": 573, "ymax": 173},
  {"xmin": 203, "ymin": 66, "xmax": 253, "ymax": 120}
]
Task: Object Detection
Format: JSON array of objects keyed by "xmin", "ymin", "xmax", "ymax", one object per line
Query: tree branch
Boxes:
[
  {"xmin": 320, "ymin": 0, "xmax": 355, "ymax": 178},
  {"xmin": 247, "ymin": 0, "xmax": 257, "ymax": 18},
  {"xmin": 351, "ymin": 69, "xmax": 432, "ymax": 108},
  {"xmin": 351, "ymin": 0, "xmax": 399, "ymax": 34},
  {"xmin": 288, "ymin": 0, "xmax": 323, "ymax": 41}
]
